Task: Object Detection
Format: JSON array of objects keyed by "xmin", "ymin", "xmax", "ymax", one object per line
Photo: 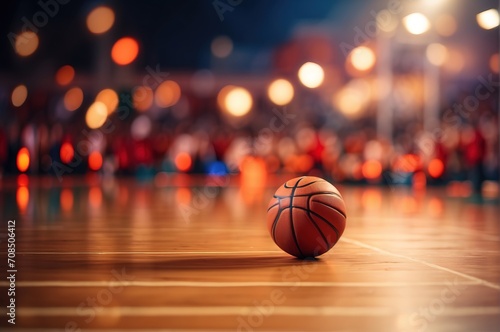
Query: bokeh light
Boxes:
[
  {"xmin": 267, "ymin": 79, "xmax": 294, "ymax": 105},
  {"xmin": 333, "ymin": 79, "xmax": 371, "ymax": 117},
  {"xmin": 240, "ymin": 156, "xmax": 267, "ymax": 191},
  {"xmin": 428, "ymin": 159, "xmax": 444, "ymax": 178},
  {"xmin": 15, "ymin": 31, "xmax": 39, "ymax": 57},
  {"xmin": 131, "ymin": 115, "xmax": 152, "ymax": 140},
  {"xmin": 349, "ymin": 46, "xmax": 376, "ymax": 72},
  {"xmin": 426, "ymin": 43, "xmax": 448, "ymax": 66},
  {"xmin": 223, "ymin": 86, "xmax": 253, "ymax": 117},
  {"xmin": 175, "ymin": 152, "xmax": 192, "ymax": 172},
  {"xmin": 435, "ymin": 14, "xmax": 457, "ymax": 36},
  {"xmin": 155, "ymin": 80, "xmax": 181, "ymax": 108},
  {"xmin": 60, "ymin": 142, "xmax": 74, "ymax": 164},
  {"xmin": 175, "ymin": 187, "xmax": 192, "ymax": 205},
  {"xmin": 403, "ymin": 13, "xmax": 430, "ymax": 35},
  {"xmin": 63, "ymin": 87, "xmax": 84, "ymax": 111},
  {"xmin": 111, "ymin": 37, "xmax": 139, "ymax": 65},
  {"xmin": 217, "ymin": 85, "xmax": 234, "ymax": 112},
  {"xmin": 490, "ymin": 53, "xmax": 499, "ymax": 73},
  {"xmin": 55, "ymin": 65, "xmax": 75, "ymax": 86},
  {"xmin": 85, "ymin": 102, "xmax": 108, "ymax": 129},
  {"xmin": 211, "ymin": 35, "xmax": 233, "ymax": 58},
  {"xmin": 133, "ymin": 86, "xmax": 154, "ymax": 112},
  {"xmin": 362, "ymin": 160, "xmax": 382, "ymax": 180},
  {"xmin": 17, "ymin": 147, "xmax": 30, "ymax": 172},
  {"xmin": 477, "ymin": 9, "xmax": 499, "ymax": 30},
  {"xmin": 87, "ymin": 6, "xmax": 115, "ymax": 34},
  {"xmin": 16, "ymin": 187, "xmax": 29, "ymax": 212},
  {"xmin": 11, "ymin": 84, "xmax": 28, "ymax": 107},
  {"xmin": 298, "ymin": 62, "xmax": 324, "ymax": 88},
  {"xmin": 60, "ymin": 189, "xmax": 74, "ymax": 212},
  {"xmin": 89, "ymin": 187, "xmax": 103, "ymax": 208},
  {"xmin": 88, "ymin": 151, "xmax": 103, "ymax": 171},
  {"xmin": 95, "ymin": 88, "xmax": 119, "ymax": 114}
]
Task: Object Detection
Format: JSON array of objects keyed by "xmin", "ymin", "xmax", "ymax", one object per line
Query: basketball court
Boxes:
[{"xmin": 0, "ymin": 175, "xmax": 499, "ymax": 331}]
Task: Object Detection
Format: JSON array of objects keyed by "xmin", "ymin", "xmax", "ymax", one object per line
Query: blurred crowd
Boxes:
[{"xmin": 0, "ymin": 83, "xmax": 498, "ymax": 192}]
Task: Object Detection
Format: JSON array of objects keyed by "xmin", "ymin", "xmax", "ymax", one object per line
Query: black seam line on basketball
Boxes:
[
  {"xmin": 306, "ymin": 193, "xmax": 330, "ymax": 249},
  {"xmin": 310, "ymin": 199, "xmax": 347, "ymax": 219},
  {"xmin": 267, "ymin": 202, "xmax": 279, "ymax": 212},
  {"xmin": 283, "ymin": 180, "xmax": 323, "ymax": 189},
  {"xmin": 273, "ymin": 191, "xmax": 342, "ymax": 199},
  {"xmin": 271, "ymin": 197, "xmax": 284, "ymax": 240},
  {"xmin": 289, "ymin": 177, "xmax": 304, "ymax": 257},
  {"xmin": 283, "ymin": 176, "xmax": 304, "ymax": 189},
  {"xmin": 289, "ymin": 206, "xmax": 340, "ymax": 241}
]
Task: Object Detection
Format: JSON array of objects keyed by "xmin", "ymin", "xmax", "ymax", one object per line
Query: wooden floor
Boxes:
[{"xmin": 0, "ymin": 176, "xmax": 499, "ymax": 331}]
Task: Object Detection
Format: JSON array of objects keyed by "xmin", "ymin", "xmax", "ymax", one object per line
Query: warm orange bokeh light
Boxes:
[
  {"xmin": 88, "ymin": 151, "xmax": 103, "ymax": 171},
  {"xmin": 95, "ymin": 88, "xmax": 119, "ymax": 114},
  {"xmin": 155, "ymin": 80, "xmax": 181, "ymax": 108},
  {"xmin": 489, "ymin": 53, "xmax": 499, "ymax": 73},
  {"xmin": 111, "ymin": 37, "xmax": 139, "ymax": 65},
  {"xmin": 175, "ymin": 187, "xmax": 192, "ymax": 205},
  {"xmin": 348, "ymin": 46, "xmax": 376, "ymax": 72},
  {"xmin": 175, "ymin": 152, "xmax": 192, "ymax": 172},
  {"xmin": 11, "ymin": 85, "xmax": 28, "ymax": 107},
  {"xmin": 85, "ymin": 102, "xmax": 108, "ymax": 129},
  {"xmin": 17, "ymin": 187, "xmax": 29, "ymax": 212},
  {"xmin": 217, "ymin": 86, "xmax": 253, "ymax": 117},
  {"xmin": 428, "ymin": 158, "xmax": 444, "ymax": 178},
  {"xmin": 240, "ymin": 156, "xmax": 267, "ymax": 190},
  {"xmin": 298, "ymin": 62, "xmax": 324, "ymax": 88},
  {"xmin": 267, "ymin": 79, "xmax": 294, "ymax": 105},
  {"xmin": 361, "ymin": 160, "xmax": 382, "ymax": 180},
  {"xmin": 133, "ymin": 86, "xmax": 154, "ymax": 111},
  {"xmin": 55, "ymin": 65, "xmax": 75, "ymax": 86},
  {"xmin": 60, "ymin": 142, "xmax": 74, "ymax": 164},
  {"xmin": 87, "ymin": 6, "xmax": 115, "ymax": 34},
  {"xmin": 89, "ymin": 187, "xmax": 103, "ymax": 209},
  {"xmin": 63, "ymin": 87, "xmax": 84, "ymax": 111},
  {"xmin": 17, "ymin": 147, "xmax": 30, "ymax": 172},
  {"xmin": 60, "ymin": 189, "xmax": 74, "ymax": 212},
  {"xmin": 15, "ymin": 31, "xmax": 39, "ymax": 57}
]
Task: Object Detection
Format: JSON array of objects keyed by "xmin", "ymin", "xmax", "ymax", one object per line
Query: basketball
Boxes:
[{"xmin": 267, "ymin": 176, "xmax": 347, "ymax": 258}]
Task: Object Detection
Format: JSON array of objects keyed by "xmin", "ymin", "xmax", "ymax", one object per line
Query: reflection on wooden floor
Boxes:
[{"xmin": 0, "ymin": 176, "xmax": 499, "ymax": 331}]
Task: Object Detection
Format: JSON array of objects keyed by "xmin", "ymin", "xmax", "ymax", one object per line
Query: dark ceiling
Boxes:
[{"xmin": 1, "ymin": 0, "xmax": 498, "ymax": 78}]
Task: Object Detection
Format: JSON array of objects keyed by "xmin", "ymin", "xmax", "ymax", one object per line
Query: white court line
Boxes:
[
  {"xmin": 341, "ymin": 237, "xmax": 500, "ymax": 291},
  {"xmin": 10, "ymin": 250, "xmax": 283, "ymax": 255},
  {"xmin": 0, "ymin": 280, "xmax": 481, "ymax": 288},
  {"xmin": 9, "ymin": 306, "xmax": 500, "ymax": 317}
]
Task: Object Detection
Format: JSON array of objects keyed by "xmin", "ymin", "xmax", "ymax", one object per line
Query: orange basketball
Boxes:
[{"xmin": 267, "ymin": 176, "xmax": 347, "ymax": 258}]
